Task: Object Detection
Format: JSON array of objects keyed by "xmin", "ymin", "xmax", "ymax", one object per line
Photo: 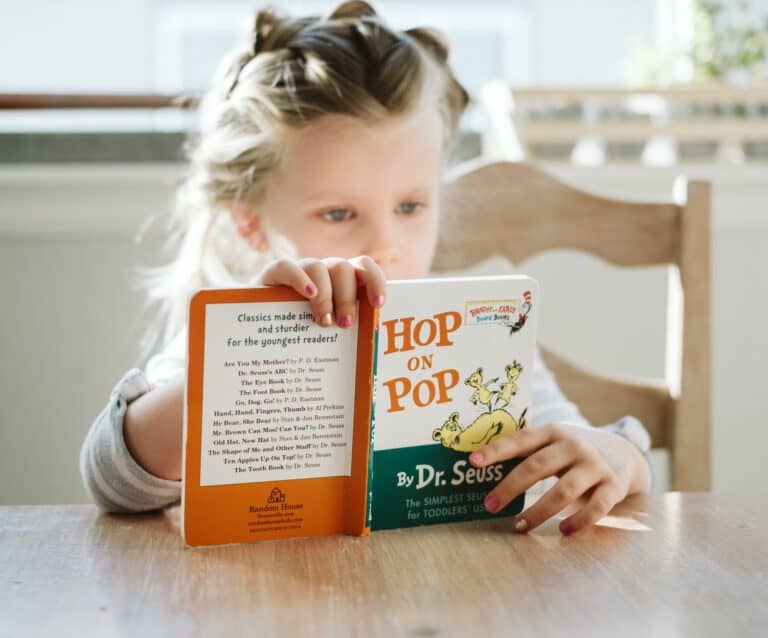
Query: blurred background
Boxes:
[{"xmin": 1, "ymin": 0, "xmax": 767, "ymax": 504}]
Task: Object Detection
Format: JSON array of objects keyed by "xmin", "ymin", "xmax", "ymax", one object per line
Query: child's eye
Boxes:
[
  {"xmin": 397, "ymin": 201, "xmax": 424, "ymax": 215},
  {"xmin": 321, "ymin": 208, "xmax": 354, "ymax": 222}
]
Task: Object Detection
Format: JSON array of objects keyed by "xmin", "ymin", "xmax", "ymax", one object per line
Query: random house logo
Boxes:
[
  {"xmin": 465, "ymin": 290, "xmax": 532, "ymax": 334},
  {"xmin": 248, "ymin": 486, "xmax": 304, "ymax": 513}
]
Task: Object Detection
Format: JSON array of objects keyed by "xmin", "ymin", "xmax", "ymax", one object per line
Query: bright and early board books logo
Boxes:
[{"xmin": 465, "ymin": 290, "xmax": 532, "ymax": 334}]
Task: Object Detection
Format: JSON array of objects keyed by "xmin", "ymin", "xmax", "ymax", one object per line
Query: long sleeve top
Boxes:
[{"xmin": 79, "ymin": 255, "xmax": 654, "ymax": 512}]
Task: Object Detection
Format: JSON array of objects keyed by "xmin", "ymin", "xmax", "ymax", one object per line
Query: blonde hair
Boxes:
[{"xmin": 132, "ymin": 0, "xmax": 470, "ymax": 364}]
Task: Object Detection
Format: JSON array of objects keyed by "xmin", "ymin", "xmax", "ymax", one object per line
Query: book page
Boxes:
[{"xmin": 199, "ymin": 300, "xmax": 359, "ymax": 486}]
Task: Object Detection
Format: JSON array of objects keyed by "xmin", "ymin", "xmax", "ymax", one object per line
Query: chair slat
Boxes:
[
  {"xmin": 539, "ymin": 345, "xmax": 672, "ymax": 448},
  {"xmin": 433, "ymin": 159, "xmax": 711, "ymax": 490},
  {"xmin": 436, "ymin": 159, "xmax": 680, "ymax": 269}
]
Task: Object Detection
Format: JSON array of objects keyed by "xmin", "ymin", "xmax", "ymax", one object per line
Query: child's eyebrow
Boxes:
[
  {"xmin": 400, "ymin": 185, "xmax": 433, "ymax": 198},
  {"xmin": 305, "ymin": 186, "xmax": 433, "ymax": 205},
  {"xmin": 303, "ymin": 196, "xmax": 357, "ymax": 209}
]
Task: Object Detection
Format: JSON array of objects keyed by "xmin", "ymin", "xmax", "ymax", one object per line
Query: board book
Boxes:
[{"xmin": 182, "ymin": 274, "xmax": 538, "ymax": 547}]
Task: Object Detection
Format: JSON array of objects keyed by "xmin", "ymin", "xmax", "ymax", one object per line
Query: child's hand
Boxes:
[
  {"xmin": 250, "ymin": 256, "xmax": 386, "ymax": 328},
  {"xmin": 469, "ymin": 423, "xmax": 647, "ymax": 536}
]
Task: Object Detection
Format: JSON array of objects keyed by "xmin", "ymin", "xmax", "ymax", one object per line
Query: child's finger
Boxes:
[
  {"xmin": 252, "ymin": 258, "xmax": 317, "ymax": 298},
  {"xmin": 556, "ymin": 481, "xmax": 622, "ymax": 536},
  {"xmin": 480, "ymin": 441, "xmax": 573, "ymax": 514},
  {"xmin": 349, "ymin": 255, "xmax": 386, "ymax": 307},
  {"xmin": 468, "ymin": 423, "xmax": 561, "ymax": 467},
  {"xmin": 328, "ymin": 260, "xmax": 358, "ymax": 328},
  {"xmin": 300, "ymin": 260, "xmax": 334, "ymax": 327},
  {"xmin": 501, "ymin": 467, "xmax": 596, "ymax": 533}
]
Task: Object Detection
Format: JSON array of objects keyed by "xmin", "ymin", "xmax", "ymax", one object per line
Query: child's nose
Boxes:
[{"xmin": 365, "ymin": 223, "xmax": 400, "ymax": 269}]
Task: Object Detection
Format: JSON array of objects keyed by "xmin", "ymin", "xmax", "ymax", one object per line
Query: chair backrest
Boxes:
[{"xmin": 434, "ymin": 159, "xmax": 712, "ymax": 491}]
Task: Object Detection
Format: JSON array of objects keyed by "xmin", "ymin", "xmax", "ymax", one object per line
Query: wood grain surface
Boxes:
[{"xmin": 1, "ymin": 492, "xmax": 765, "ymax": 637}]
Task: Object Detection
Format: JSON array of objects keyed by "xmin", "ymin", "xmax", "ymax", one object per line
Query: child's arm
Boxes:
[
  {"xmin": 122, "ymin": 372, "xmax": 185, "ymax": 481},
  {"xmin": 79, "ymin": 368, "xmax": 182, "ymax": 513},
  {"xmin": 528, "ymin": 343, "xmax": 654, "ymax": 493}
]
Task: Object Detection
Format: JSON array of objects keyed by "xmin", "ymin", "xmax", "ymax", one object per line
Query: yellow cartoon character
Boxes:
[
  {"xmin": 464, "ymin": 367, "xmax": 499, "ymax": 414},
  {"xmin": 432, "ymin": 408, "xmax": 528, "ymax": 452},
  {"xmin": 494, "ymin": 360, "xmax": 524, "ymax": 409}
]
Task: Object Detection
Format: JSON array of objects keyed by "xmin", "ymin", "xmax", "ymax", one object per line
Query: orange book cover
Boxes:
[{"xmin": 181, "ymin": 285, "xmax": 378, "ymax": 547}]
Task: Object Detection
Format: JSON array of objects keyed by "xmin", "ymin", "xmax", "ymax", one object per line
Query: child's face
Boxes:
[{"xmin": 247, "ymin": 105, "xmax": 444, "ymax": 280}]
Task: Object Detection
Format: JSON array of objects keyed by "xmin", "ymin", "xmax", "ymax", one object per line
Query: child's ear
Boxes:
[{"xmin": 227, "ymin": 203, "xmax": 269, "ymax": 251}]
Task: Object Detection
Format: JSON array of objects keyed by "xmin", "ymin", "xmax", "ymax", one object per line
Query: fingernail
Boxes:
[
  {"xmin": 339, "ymin": 314, "xmax": 353, "ymax": 328},
  {"xmin": 560, "ymin": 522, "xmax": 572, "ymax": 536},
  {"xmin": 373, "ymin": 294, "xmax": 385, "ymax": 307},
  {"xmin": 514, "ymin": 518, "xmax": 528, "ymax": 533},
  {"xmin": 469, "ymin": 451, "xmax": 483, "ymax": 466},
  {"xmin": 305, "ymin": 283, "xmax": 316, "ymax": 296},
  {"xmin": 485, "ymin": 494, "xmax": 500, "ymax": 513},
  {"xmin": 320, "ymin": 313, "xmax": 333, "ymax": 327}
]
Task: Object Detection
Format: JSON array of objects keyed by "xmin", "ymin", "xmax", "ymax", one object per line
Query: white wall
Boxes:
[
  {"xmin": 0, "ymin": 237, "xmax": 162, "ymax": 504},
  {"xmin": 1, "ymin": 162, "xmax": 766, "ymax": 505},
  {"xmin": 0, "ymin": 0, "xmax": 661, "ymax": 95},
  {"xmin": 0, "ymin": 0, "xmax": 154, "ymax": 92},
  {"xmin": 530, "ymin": 0, "xmax": 655, "ymax": 84}
]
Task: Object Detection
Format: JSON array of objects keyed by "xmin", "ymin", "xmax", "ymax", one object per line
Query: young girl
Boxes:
[{"xmin": 80, "ymin": 0, "xmax": 653, "ymax": 536}]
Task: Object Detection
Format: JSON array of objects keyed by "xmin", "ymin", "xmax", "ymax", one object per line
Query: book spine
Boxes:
[{"xmin": 365, "ymin": 318, "xmax": 380, "ymax": 527}]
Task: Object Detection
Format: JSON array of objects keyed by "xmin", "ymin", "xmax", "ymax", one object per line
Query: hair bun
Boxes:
[
  {"xmin": 326, "ymin": 1, "xmax": 378, "ymax": 20},
  {"xmin": 252, "ymin": 5, "xmax": 285, "ymax": 55},
  {"xmin": 405, "ymin": 26, "xmax": 450, "ymax": 62}
]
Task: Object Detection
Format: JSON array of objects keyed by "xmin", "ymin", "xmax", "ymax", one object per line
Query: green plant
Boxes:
[{"xmin": 690, "ymin": 0, "xmax": 767, "ymax": 82}]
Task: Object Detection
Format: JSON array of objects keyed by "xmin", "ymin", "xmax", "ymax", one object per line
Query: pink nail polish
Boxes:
[
  {"xmin": 469, "ymin": 451, "xmax": 483, "ymax": 466},
  {"xmin": 305, "ymin": 283, "xmax": 316, "ymax": 296},
  {"xmin": 373, "ymin": 295, "xmax": 385, "ymax": 307},
  {"xmin": 560, "ymin": 522, "xmax": 573, "ymax": 536},
  {"xmin": 339, "ymin": 314, "xmax": 353, "ymax": 328},
  {"xmin": 485, "ymin": 495, "xmax": 500, "ymax": 512}
]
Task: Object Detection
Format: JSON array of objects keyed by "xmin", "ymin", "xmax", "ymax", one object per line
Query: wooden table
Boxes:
[{"xmin": 1, "ymin": 492, "xmax": 765, "ymax": 637}]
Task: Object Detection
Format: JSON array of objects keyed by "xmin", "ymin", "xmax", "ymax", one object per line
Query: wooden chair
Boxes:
[{"xmin": 434, "ymin": 158, "xmax": 712, "ymax": 491}]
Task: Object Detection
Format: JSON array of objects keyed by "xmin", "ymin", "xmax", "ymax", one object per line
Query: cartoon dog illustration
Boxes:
[
  {"xmin": 494, "ymin": 361, "xmax": 524, "ymax": 408},
  {"xmin": 464, "ymin": 367, "xmax": 499, "ymax": 414},
  {"xmin": 432, "ymin": 408, "xmax": 528, "ymax": 452}
]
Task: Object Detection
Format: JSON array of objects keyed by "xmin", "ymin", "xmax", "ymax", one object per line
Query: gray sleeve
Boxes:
[{"xmin": 79, "ymin": 368, "xmax": 182, "ymax": 513}]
